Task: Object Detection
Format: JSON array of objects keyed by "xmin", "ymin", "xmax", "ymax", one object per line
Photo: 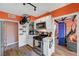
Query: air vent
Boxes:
[{"xmin": 8, "ymin": 14, "xmax": 16, "ymax": 18}]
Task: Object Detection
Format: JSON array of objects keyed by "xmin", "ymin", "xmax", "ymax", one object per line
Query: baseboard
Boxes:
[
  {"xmin": 26, "ymin": 44, "xmax": 33, "ymax": 48},
  {"xmin": 7, "ymin": 42, "xmax": 18, "ymax": 46},
  {"xmin": 5, "ymin": 42, "xmax": 18, "ymax": 50}
]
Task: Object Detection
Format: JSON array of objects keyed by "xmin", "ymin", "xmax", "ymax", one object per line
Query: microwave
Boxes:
[{"xmin": 36, "ymin": 22, "xmax": 46, "ymax": 29}]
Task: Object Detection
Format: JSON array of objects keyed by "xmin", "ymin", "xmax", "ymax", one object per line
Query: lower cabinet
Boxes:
[{"xmin": 28, "ymin": 35, "xmax": 34, "ymax": 47}]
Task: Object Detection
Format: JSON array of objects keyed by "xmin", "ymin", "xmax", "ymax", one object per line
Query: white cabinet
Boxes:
[
  {"xmin": 28, "ymin": 35, "xmax": 34, "ymax": 47},
  {"xmin": 43, "ymin": 38, "xmax": 49, "ymax": 56},
  {"xmin": 34, "ymin": 15, "xmax": 53, "ymax": 32},
  {"xmin": 43, "ymin": 37, "xmax": 55, "ymax": 56},
  {"xmin": 18, "ymin": 23, "xmax": 29, "ymax": 47}
]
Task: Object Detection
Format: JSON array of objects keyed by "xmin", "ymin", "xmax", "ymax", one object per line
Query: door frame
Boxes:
[{"xmin": 0, "ymin": 19, "xmax": 19, "ymax": 50}]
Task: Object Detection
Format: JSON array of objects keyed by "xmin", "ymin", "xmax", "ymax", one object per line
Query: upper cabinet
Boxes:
[{"xmin": 34, "ymin": 15, "xmax": 54, "ymax": 32}]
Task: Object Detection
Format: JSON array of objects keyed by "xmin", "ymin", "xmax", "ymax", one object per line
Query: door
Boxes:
[{"xmin": 58, "ymin": 22, "xmax": 66, "ymax": 46}]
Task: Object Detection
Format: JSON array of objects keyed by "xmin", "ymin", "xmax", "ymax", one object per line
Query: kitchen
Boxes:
[{"xmin": 0, "ymin": 3, "xmax": 78, "ymax": 56}]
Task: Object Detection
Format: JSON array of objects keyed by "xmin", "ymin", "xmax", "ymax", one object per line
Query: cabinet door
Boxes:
[{"xmin": 28, "ymin": 35, "xmax": 33, "ymax": 47}]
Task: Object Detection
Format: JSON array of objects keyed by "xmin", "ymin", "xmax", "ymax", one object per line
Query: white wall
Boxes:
[
  {"xmin": 77, "ymin": 12, "xmax": 79, "ymax": 56},
  {"xmin": 18, "ymin": 23, "xmax": 29, "ymax": 47}
]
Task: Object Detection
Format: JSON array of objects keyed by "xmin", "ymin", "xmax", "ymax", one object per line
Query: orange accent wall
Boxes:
[
  {"xmin": 52, "ymin": 3, "xmax": 79, "ymax": 17},
  {"xmin": 34, "ymin": 3, "xmax": 79, "ymax": 21},
  {"xmin": 29, "ymin": 16, "xmax": 37, "ymax": 22},
  {"xmin": 0, "ymin": 11, "xmax": 36, "ymax": 22},
  {"xmin": 0, "ymin": 11, "xmax": 22, "ymax": 21}
]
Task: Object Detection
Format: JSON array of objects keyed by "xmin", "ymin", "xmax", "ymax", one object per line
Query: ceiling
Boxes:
[{"xmin": 0, "ymin": 3, "xmax": 69, "ymax": 16}]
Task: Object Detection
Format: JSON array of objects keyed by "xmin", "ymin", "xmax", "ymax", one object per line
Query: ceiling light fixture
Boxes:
[{"xmin": 23, "ymin": 3, "xmax": 36, "ymax": 11}]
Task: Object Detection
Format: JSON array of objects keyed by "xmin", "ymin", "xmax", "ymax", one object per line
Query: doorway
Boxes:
[
  {"xmin": 58, "ymin": 22, "xmax": 66, "ymax": 46},
  {"xmin": 54, "ymin": 15, "xmax": 77, "ymax": 56}
]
